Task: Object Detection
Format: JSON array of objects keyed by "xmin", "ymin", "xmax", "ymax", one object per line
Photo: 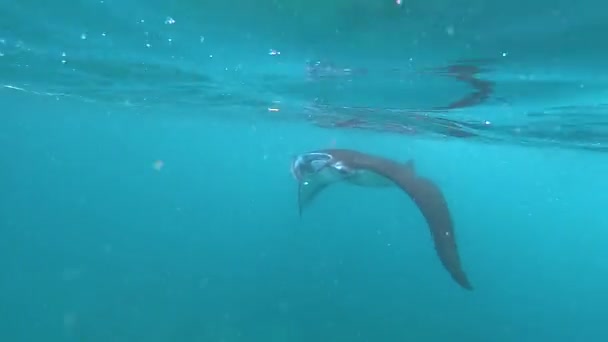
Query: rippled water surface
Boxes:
[{"xmin": 2, "ymin": 0, "xmax": 608, "ymax": 151}]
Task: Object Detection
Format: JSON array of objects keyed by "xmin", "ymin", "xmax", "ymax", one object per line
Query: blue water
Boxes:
[{"xmin": 2, "ymin": 0, "xmax": 608, "ymax": 341}]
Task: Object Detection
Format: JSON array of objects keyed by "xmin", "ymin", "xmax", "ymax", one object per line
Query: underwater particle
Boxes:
[
  {"xmin": 61, "ymin": 267, "xmax": 83, "ymax": 281},
  {"xmin": 165, "ymin": 16, "xmax": 176, "ymax": 25},
  {"xmin": 63, "ymin": 312, "xmax": 78, "ymax": 329},
  {"xmin": 200, "ymin": 35, "xmax": 205, "ymax": 43},
  {"xmin": 268, "ymin": 48, "xmax": 280, "ymax": 56},
  {"xmin": 278, "ymin": 300, "xmax": 290, "ymax": 314},
  {"xmin": 153, "ymin": 160, "xmax": 164, "ymax": 171},
  {"xmin": 80, "ymin": 33, "xmax": 87, "ymax": 40},
  {"xmin": 446, "ymin": 25, "xmax": 455, "ymax": 36},
  {"xmin": 102, "ymin": 243, "xmax": 113, "ymax": 253}
]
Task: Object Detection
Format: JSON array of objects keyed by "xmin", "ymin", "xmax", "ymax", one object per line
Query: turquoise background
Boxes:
[{"xmin": 2, "ymin": 0, "xmax": 608, "ymax": 341}]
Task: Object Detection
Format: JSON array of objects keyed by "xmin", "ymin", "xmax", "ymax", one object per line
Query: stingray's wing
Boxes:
[
  {"xmin": 379, "ymin": 160, "xmax": 473, "ymax": 290},
  {"xmin": 404, "ymin": 174, "xmax": 473, "ymax": 290},
  {"xmin": 297, "ymin": 177, "xmax": 332, "ymax": 217},
  {"xmin": 327, "ymin": 151, "xmax": 473, "ymax": 291}
]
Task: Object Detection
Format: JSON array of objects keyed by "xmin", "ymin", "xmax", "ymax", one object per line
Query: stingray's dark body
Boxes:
[{"xmin": 292, "ymin": 148, "xmax": 473, "ymax": 291}]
